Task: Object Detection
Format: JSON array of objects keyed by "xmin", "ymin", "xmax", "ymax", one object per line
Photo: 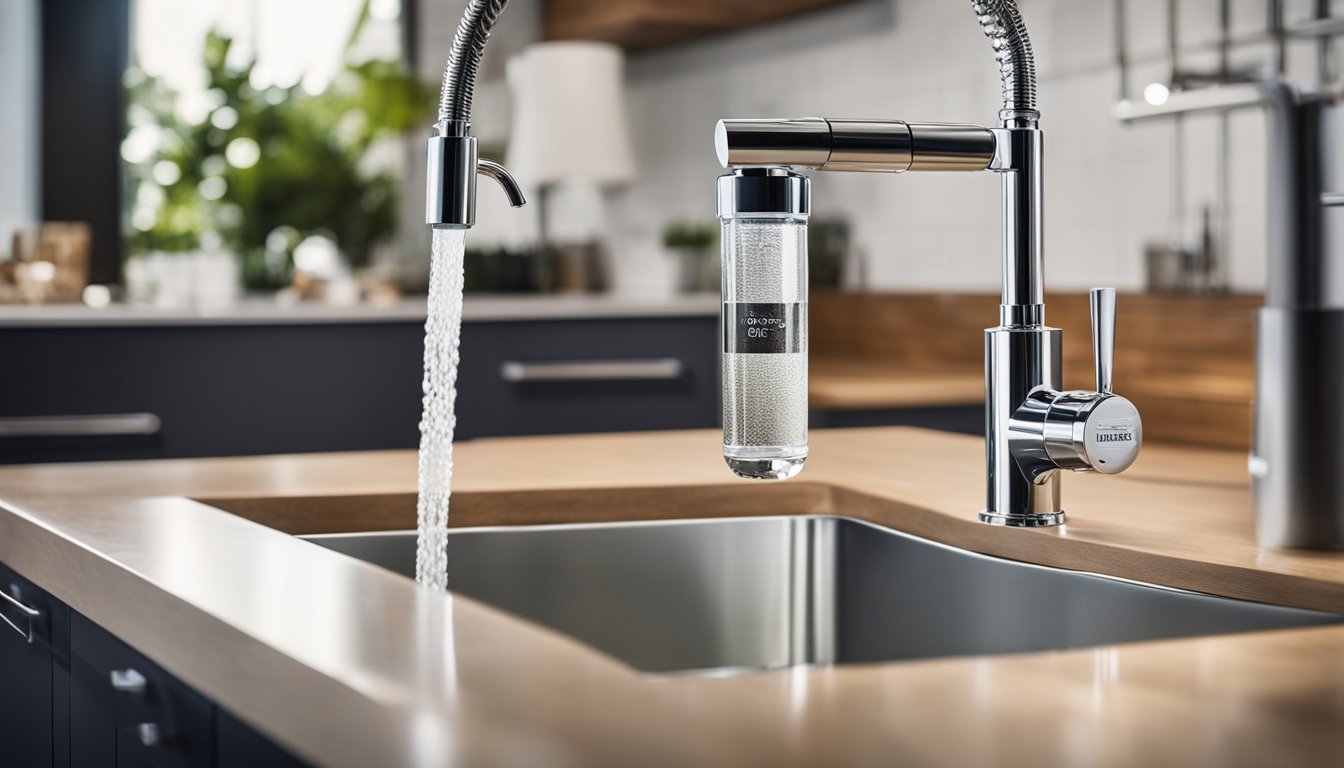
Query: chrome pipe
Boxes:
[{"xmin": 714, "ymin": 118, "xmax": 994, "ymax": 173}]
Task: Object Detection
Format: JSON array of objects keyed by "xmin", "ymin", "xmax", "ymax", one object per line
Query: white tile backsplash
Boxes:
[{"xmin": 414, "ymin": 0, "xmax": 1324, "ymax": 294}]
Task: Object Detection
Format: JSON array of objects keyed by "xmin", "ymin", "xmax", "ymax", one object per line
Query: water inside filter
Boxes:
[
  {"xmin": 721, "ymin": 216, "xmax": 808, "ymax": 479},
  {"xmin": 415, "ymin": 227, "xmax": 468, "ymax": 590},
  {"xmin": 722, "ymin": 351, "xmax": 808, "ymax": 454}
]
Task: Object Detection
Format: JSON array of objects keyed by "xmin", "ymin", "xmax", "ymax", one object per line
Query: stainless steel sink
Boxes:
[{"xmin": 302, "ymin": 516, "xmax": 1342, "ymax": 675}]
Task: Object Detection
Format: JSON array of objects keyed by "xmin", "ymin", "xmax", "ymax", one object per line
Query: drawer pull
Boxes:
[
  {"xmin": 110, "ymin": 668, "xmax": 148, "ymax": 694},
  {"xmin": 0, "ymin": 586, "xmax": 39, "ymax": 643},
  {"xmin": 0, "ymin": 413, "xmax": 161, "ymax": 438},
  {"xmin": 136, "ymin": 722, "xmax": 162, "ymax": 747},
  {"xmin": 500, "ymin": 358, "xmax": 684, "ymax": 383},
  {"xmin": 111, "ymin": 668, "xmax": 166, "ymax": 746}
]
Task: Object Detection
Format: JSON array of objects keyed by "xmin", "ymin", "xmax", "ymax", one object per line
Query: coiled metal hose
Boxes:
[
  {"xmin": 438, "ymin": 0, "xmax": 511, "ymax": 126},
  {"xmin": 970, "ymin": 0, "xmax": 1038, "ymax": 123}
]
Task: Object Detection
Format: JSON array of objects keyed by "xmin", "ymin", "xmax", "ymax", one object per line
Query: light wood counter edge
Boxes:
[{"xmin": 1, "ymin": 427, "xmax": 1343, "ymax": 767}]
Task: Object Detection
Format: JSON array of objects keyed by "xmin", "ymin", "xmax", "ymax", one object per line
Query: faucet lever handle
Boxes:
[{"xmin": 1090, "ymin": 287, "xmax": 1116, "ymax": 395}]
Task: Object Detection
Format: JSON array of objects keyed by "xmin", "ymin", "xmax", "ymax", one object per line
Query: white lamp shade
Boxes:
[{"xmin": 506, "ymin": 41, "xmax": 637, "ymax": 189}]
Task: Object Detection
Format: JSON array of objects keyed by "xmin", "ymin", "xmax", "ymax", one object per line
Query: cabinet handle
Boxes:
[
  {"xmin": 110, "ymin": 668, "xmax": 148, "ymax": 694},
  {"xmin": 500, "ymin": 358, "xmax": 684, "ymax": 383},
  {"xmin": 0, "ymin": 413, "xmax": 161, "ymax": 438},
  {"xmin": 0, "ymin": 586, "xmax": 40, "ymax": 643},
  {"xmin": 110, "ymin": 668, "xmax": 165, "ymax": 746}
]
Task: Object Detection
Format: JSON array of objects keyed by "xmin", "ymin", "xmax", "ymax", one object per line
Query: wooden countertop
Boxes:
[
  {"xmin": 809, "ymin": 292, "xmax": 1262, "ymax": 448},
  {"xmin": 810, "ymin": 360, "xmax": 983, "ymax": 410},
  {"xmin": 1, "ymin": 428, "xmax": 1342, "ymax": 766}
]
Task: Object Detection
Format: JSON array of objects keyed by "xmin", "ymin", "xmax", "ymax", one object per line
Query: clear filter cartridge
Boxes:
[{"xmin": 718, "ymin": 168, "xmax": 810, "ymax": 480}]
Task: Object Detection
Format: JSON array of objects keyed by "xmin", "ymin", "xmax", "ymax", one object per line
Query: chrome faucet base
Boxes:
[{"xmin": 978, "ymin": 510, "xmax": 1066, "ymax": 527}]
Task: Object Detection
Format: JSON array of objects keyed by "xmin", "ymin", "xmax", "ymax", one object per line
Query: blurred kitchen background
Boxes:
[{"xmin": 0, "ymin": 0, "xmax": 1339, "ymax": 463}]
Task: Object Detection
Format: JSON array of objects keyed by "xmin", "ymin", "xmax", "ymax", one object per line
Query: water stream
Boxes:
[{"xmin": 415, "ymin": 228, "xmax": 468, "ymax": 590}]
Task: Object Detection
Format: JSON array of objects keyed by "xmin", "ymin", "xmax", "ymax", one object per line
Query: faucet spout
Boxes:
[
  {"xmin": 477, "ymin": 159, "xmax": 526, "ymax": 208},
  {"xmin": 424, "ymin": 0, "xmax": 525, "ymax": 229}
]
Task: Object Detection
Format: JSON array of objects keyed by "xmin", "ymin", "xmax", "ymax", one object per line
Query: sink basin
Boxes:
[{"xmin": 303, "ymin": 516, "xmax": 1342, "ymax": 675}]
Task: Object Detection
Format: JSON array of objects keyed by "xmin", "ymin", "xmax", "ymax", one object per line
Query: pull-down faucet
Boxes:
[
  {"xmin": 425, "ymin": 0, "xmax": 526, "ymax": 229},
  {"xmin": 715, "ymin": 0, "xmax": 1144, "ymax": 526}
]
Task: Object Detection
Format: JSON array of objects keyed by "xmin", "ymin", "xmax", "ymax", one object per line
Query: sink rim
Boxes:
[
  {"xmin": 301, "ymin": 514, "xmax": 1340, "ymax": 610},
  {"xmin": 300, "ymin": 513, "xmax": 1344, "ymax": 662}
]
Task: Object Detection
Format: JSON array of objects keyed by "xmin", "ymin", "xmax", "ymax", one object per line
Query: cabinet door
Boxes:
[
  {"xmin": 0, "ymin": 561, "xmax": 69, "ymax": 768},
  {"xmin": 70, "ymin": 613, "xmax": 214, "ymax": 768},
  {"xmin": 216, "ymin": 709, "xmax": 309, "ymax": 768}
]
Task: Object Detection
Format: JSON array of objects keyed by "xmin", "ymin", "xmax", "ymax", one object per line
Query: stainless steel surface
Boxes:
[
  {"xmin": 983, "ymin": 325, "xmax": 1063, "ymax": 526},
  {"xmin": 499, "ymin": 358, "xmax": 684, "ymax": 383},
  {"xmin": 425, "ymin": 131, "xmax": 478, "ymax": 229},
  {"xmin": 426, "ymin": 130, "xmax": 527, "ymax": 228},
  {"xmin": 982, "ymin": 287, "xmax": 1142, "ymax": 525},
  {"xmin": 1091, "ymin": 287, "xmax": 1115, "ymax": 394},
  {"xmin": 437, "ymin": 0, "xmax": 513, "ymax": 124},
  {"xmin": 0, "ymin": 586, "xmax": 39, "ymax": 643},
  {"xmin": 715, "ymin": 168, "xmax": 810, "ymax": 217},
  {"xmin": 0, "ymin": 413, "xmax": 161, "ymax": 439},
  {"xmin": 970, "ymin": 0, "xmax": 1038, "ymax": 123},
  {"xmin": 1252, "ymin": 308, "xmax": 1344, "ymax": 549},
  {"xmin": 303, "ymin": 517, "xmax": 1342, "ymax": 675},
  {"xmin": 714, "ymin": 118, "xmax": 994, "ymax": 173},
  {"xmin": 991, "ymin": 125, "xmax": 1045, "ymax": 313},
  {"xmin": 475, "ymin": 159, "xmax": 526, "ymax": 208},
  {"xmin": 713, "ymin": 118, "xmax": 832, "ymax": 169},
  {"xmin": 1118, "ymin": 79, "xmax": 1344, "ymax": 548}
]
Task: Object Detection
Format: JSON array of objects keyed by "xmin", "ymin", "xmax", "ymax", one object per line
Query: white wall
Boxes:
[
  {"xmin": 417, "ymin": 0, "xmax": 1344, "ymax": 294},
  {"xmin": 0, "ymin": 0, "xmax": 40, "ymax": 235}
]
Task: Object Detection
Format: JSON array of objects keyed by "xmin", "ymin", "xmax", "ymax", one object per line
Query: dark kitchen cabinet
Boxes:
[
  {"xmin": 0, "ymin": 313, "xmax": 718, "ymax": 464},
  {"xmin": 0, "ymin": 561, "xmax": 70, "ymax": 767},
  {"xmin": 0, "ymin": 559, "xmax": 312, "ymax": 767},
  {"xmin": 215, "ymin": 710, "xmax": 308, "ymax": 768},
  {"xmin": 70, "ymin": 613, "xmax": 216, "ymax": 768}
]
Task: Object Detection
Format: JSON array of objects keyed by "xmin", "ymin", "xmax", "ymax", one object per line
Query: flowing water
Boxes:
[{"xmin": 415, "ymin": 228, "xmax": 468, "ymax": 590}]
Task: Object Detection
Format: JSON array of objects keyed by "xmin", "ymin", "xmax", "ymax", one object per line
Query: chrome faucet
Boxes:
[
  {"xmin": 715, "ymin": 0, "xmax": 1143, "ymax": 526},
  {"xmin": 425, "ymin": 0, "xmax": 526, "ymax": 229},
  {"xmin": 1118, "ymin": 81, "xmax": 1344, "ymax": 548}
]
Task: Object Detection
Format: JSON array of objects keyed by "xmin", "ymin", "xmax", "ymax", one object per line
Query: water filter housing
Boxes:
[{"xmin": 718, "ymin": 168, "xmax": 810, "ymax": 480}]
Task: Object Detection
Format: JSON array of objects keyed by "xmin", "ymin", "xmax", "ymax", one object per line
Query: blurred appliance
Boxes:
[
  {"xmin": 507, "ymin": 41, "xmax": 636, "ymax": 292},
  {"xmin": 1115, "ymin": 1, "xmax": 1344, "ymax": 549}
]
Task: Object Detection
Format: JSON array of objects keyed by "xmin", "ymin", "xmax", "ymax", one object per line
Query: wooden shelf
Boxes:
[{"xmin": 543, "ymin": 0, "xmax": 859, "ymax": 51}]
